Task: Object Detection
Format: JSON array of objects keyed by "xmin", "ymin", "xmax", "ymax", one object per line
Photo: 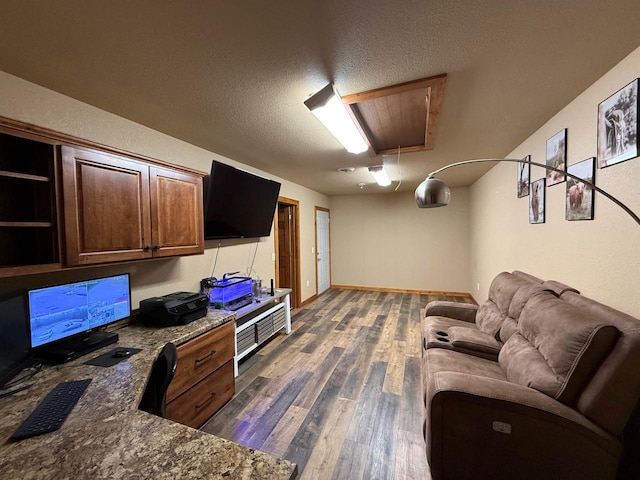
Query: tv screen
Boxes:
[
  {"xmin": 28, "ymin": 273, "xmax": 131, "ymax": 349},
  {"xmin": 203, "ymin": 161, "xmax": 281, "ymax": 239}
]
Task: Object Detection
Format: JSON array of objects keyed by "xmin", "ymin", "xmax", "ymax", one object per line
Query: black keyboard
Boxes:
[{"xmin": 10, "ymin": 379, "xmax": 92, "ymax": 441}]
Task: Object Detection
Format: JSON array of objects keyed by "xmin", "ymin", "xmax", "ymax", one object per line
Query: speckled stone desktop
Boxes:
[{"xmin": 0, "ymin": 309, "xmax": 297, "ymax": 479}]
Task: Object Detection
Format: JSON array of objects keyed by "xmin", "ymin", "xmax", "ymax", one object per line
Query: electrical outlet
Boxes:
[
  {"xmin": 306, "ymin": 280, "xmax": 310, "ymax": 287},
  {"xmin": 311, "ymin": 247, "xmax": 315, "ymax": 254},
  {"xmin": 476, "ymin": 283, "xmax": 480, "ymax": 291},
  {"xmin": 272, "ymin": 252, "xmax": 275, "ymax": 261}
]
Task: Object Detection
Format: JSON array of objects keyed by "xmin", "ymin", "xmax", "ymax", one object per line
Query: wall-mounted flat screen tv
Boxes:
[{"xmin": 203, "ymin": 160, "xmax": 281, "ymax": 239}]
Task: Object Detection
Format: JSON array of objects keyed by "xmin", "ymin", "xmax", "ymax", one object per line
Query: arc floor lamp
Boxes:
[{"xmin": 415, "ymin": 158, "xmax": 640, "ymax": 227}]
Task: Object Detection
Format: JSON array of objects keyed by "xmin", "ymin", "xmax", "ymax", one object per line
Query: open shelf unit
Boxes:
[
  {"xmin": 232, "ymin": 289, "xmax": 291, "ymax": 377},
  {"xmin": 0, "ymin": 129, "xmax": 60, "ymax": 271}
]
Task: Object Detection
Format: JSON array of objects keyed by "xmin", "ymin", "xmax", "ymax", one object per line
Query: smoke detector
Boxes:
[{"xmin": 337, "ymin": 167, "xmax": 355, "ymax": 173}]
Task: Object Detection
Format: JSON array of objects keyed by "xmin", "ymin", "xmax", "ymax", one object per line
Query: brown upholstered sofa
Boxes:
[{"xmin": 421, "ymin": 272, "xmax": 640, "ymax": 480}]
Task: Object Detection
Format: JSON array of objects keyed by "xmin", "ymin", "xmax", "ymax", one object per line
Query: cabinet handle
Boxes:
[
  {"xmin": 152, "ymin": 245, "xmax": 160, "ymax": 251},
  {"xmin": 194, "ymin": 349, "xmax": 216, "ymax": 365},
  {"xmin": 143, "ymin": 245, "xmax": 152, "ymax": 251},
  {"xmin": 195, "ymin": 392, "xmax": 216, "ymax": 410}
]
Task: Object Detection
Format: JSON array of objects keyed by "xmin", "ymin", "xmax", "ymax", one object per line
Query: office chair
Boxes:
[{"xmin": 139, "ymin": 342, "xmax": 178, "ymax": 418}]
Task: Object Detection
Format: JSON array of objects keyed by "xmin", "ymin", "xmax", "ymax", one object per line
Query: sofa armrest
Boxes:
[
  {"xmin": 424, "ymin": 301, "xmax": 477, "ymax": 323},
  {"xmin": 426, "ymin": 371, "xmax": 620, "ymax": 480}
]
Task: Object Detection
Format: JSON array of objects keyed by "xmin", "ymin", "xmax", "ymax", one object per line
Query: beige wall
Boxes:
[
  {"xmin": 0, "ymin": 71, "xmax": 328, "ymax": 306},
  {"xmin": 470, "ymin": 46, "xmax": 640, "ymax": 318},
  {"xmin": 329, "ymin": 189, "xmax": 470, "ymax": 292}
]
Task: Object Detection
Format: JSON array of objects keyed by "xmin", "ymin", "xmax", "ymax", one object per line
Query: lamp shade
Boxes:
[{"xmin": 415, "ymin": 177, "xmax": 451, "ymax": 208}]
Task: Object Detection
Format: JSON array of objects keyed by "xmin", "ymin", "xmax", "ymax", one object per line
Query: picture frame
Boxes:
[
  {"xmin": 566, "ymin": 158, "xmax": 595, "ymax": 221},
  {"xmin": 597, "ymin": 78, "xmax": 638, "ymax": 169},
  {"xmin": 546, "ymin": 129, "xmax": 567, "ymax": 186},
  {"xmin": 517, "ymin": 155, "xmax": 530, "ymax": 198},
  {"xmin": 529, "ymin": 178, "xmax": 545, "ymax": 224}
]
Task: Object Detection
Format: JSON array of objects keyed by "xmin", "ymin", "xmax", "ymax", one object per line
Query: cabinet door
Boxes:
[
  {"xmin": 62, "ymin": 146, "xmax": 153, "ymax": 265},
  {"xmin": 149, "ymin": 166, "xmax": 204, "ymax": 257}
]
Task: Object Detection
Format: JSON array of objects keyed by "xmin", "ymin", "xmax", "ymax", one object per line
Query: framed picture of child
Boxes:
[{"xmin": 597, "ymin": 79, "xmax": 638, "ymax": 169}]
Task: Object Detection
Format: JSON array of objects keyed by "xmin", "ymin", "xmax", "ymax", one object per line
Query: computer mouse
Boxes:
[{"xmin": 112, "ymin": 349, "xmax": 131, "ymax": 359}]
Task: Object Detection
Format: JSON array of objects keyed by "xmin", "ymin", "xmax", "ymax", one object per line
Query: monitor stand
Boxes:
[{"xmin": 39, "ymin": 331, "xmax": 119, "ymax": 365}]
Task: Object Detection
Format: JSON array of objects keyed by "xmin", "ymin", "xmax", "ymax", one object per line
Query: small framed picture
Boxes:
[
  {"xmin": 597, "ymin": 78, "xmax": 638, "ymax": 168},
  {"xmin": 529, "ymin": 178, "xmax": 545, "ymax": 224},
  {"xmin": 517, "ymin": 155, "xmax": 530, "ymax": 198},
  {"xmin": 546, "ymin": 129, "xmax": 567, "ymax": 186},
  {"xmin": 566, "ymin": 158, "xmax": 595, "ymax": 221}
]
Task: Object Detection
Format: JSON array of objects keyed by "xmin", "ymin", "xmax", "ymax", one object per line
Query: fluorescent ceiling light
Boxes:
[
  {"xmin": 305, "ymin": 83, "xmax": 369, "ymax": 154},
  {"xmin": 368, "ymin": 165, "xmax": 391, "ymax": 187}
]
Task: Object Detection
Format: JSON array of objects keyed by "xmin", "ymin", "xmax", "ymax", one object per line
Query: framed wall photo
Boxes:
[
  {"xmin": 529, "ymin": 178, "xmax": 545, "ymax": 224},
  {"xmin": 597, "ymin": 78, "xmax": 638, "ymax": 169},
  {"xmin": 517, "ymin": 155, "xmax": 530, "ymax": 198},
  {"xmin": 566, "ymin": 158, "xmax": 595, "ymax": 221},
  {"xmin": 546, "ymin": 129, "xmax": 567, "ymax": 186}
]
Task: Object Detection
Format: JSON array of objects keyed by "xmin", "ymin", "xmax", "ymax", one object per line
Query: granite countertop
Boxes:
[{"xmin": 0, "ymin": 309, "xmax": 297, "ymax": 479}]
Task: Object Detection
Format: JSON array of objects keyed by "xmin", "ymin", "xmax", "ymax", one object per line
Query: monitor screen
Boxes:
[
  {"xmin": 28, "ymin": 273, "xmax": 131, "ymax": 349},
  {"xmin": 0, "ymin": 293, "xmax": 32, "ymax": 387},
  {"xmin": 203, "ymin": 160, "xmax": 281, "ymax": 239}
]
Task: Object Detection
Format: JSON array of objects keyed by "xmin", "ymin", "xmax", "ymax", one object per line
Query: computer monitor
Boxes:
[
  {"xmin": 28, "ymin": 274, "xmax": 131, "ymax": 361},
  {"xmin": 0, "ymin": 292, "xmax": 33, "ymax": 388}
]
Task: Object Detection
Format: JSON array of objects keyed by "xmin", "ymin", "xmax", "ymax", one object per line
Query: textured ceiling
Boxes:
[{"xmin": 1, "ymin": 1, "xmax": 640, "ymax": 196}]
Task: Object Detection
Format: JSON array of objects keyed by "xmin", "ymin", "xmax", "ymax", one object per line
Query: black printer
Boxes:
[{"xmin": 139, "ymin": 291, "xmax": 209, "ymax": 327}]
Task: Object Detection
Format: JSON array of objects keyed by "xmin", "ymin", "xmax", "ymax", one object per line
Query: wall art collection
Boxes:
[{"xmin": 519, "ymin": 78, "xmax": 638, "ymax": 225}]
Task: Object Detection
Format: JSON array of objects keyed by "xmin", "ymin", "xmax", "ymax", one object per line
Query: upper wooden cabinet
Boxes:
[{"xmin": 62, "ymin": 146, "xmax": 204, "ymax": 266}]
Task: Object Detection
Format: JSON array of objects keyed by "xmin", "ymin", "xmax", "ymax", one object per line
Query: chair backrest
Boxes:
[{"xmin": 139, "ymin": 342, "xmax": 178, "ymax": 418}]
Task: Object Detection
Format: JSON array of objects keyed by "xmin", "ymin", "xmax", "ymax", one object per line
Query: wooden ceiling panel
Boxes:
[{"xmin": 343, "ymin": 74, "xmax": 447, "ymax": 155}]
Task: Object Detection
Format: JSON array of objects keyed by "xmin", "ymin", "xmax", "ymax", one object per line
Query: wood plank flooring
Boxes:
[{"xmin": 201, "ymin": 288, "xmax": 474, "ymax": 479}]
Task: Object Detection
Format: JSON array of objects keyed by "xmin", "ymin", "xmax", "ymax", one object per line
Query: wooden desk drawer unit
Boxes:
[
  {"xmin": 166, "ymin": 360, "xmax": 234, "ymax": 429},
  {"xmin": 166, "ymin": 321, "xmax": 234, "ymax": 403}
]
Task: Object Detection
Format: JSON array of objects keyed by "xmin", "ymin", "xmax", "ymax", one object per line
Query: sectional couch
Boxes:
[{"xmin": 421, "ymin": 271, "xmax": 640, "ymax": 480}]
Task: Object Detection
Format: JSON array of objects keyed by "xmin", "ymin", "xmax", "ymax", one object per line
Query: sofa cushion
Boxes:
[
  {"xmin": 542, "ymin": 279, "xmax": 580, "ymax": 296},
  {"xmin": 476, "ymin": 272, "xmax": 528, "ymax": 336},
  {"xmin": 499, "ymin": 292, "xmax": 620, "ymax": 405},
  {"xmin": 499, "ymin": 282, "xmax": 549, "ymax": 342}
]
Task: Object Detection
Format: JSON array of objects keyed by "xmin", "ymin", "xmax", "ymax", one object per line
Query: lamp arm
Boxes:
[{"xmin": 427, "ymin": 158, "xmax": 640, "ymax": 226}]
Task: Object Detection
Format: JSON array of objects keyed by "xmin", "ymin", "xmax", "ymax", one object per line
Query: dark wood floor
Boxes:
[{"xmin": 201, "ymin": 288, "xmax": 474, "ymax": 479}]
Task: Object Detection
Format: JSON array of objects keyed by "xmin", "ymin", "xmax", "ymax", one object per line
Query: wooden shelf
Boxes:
[
  {"xmin": 0, "ymin": 221, "xmax": 53, "ymax": 228},
  {"xmin": 0, "ymin": 170, "xmax": 50, "ymax": 182}
]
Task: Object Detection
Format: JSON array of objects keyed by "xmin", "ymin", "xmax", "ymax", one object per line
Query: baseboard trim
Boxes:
[
  {"xmin": 298, "ymin": 294, "xmax": 318, "ymax": 308},
  {"xmin": 330, "ymin": 284, "xmax": 474, "ymax": 298}
]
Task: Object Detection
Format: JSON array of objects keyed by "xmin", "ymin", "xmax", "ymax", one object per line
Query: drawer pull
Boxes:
[
  {"xmin": 195, "ymin": 349, "xmax": 216, "ymax": 365},
  {"xmin": 195, "ymin": 392, "xmax": 217, "ymax": 410}
]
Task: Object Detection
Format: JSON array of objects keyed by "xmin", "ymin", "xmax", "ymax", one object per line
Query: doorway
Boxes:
[
  {"xmin": 315, "ymin": 207, "xmax": 331, "ymax": 295},
  {"xmin": 274, "ymin": 197, "xmax": 300, "ymax": 309}
]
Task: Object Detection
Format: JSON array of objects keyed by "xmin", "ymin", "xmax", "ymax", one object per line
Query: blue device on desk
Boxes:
[{"xmin": 204, "ymin": 276, "xmax": 253, "ymax": 311}]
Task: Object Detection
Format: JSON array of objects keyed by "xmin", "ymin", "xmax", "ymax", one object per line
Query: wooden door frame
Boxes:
[
  {"xmin": 314, "ymin": 206, "xmax": 331, "ymax": 296},
  {"xmin": 274, "ymin": 196, "xmax": 301, "ymax": 309}
]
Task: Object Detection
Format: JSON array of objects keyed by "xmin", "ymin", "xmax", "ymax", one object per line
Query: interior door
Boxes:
[
  {"xmin": 316, "ymin": 208, "xmax": 330, "ymax": 294},
  {"xmin": 277, "ymin": 204, "xmax": 293, "ymax": 292},
  {"xmin": 275, "ymin": 198, "xmax": 300, "ymax": 309}
]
